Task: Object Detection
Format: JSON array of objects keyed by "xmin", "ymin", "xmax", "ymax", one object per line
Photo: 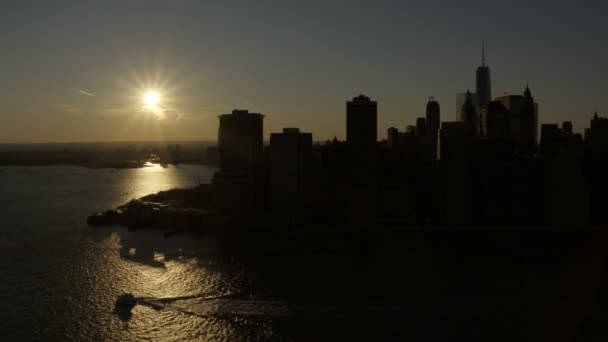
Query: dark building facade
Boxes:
[
  {"xmin": 585, "ymin": 112, "xmax": 608, "ymax": 223},
  {"xmin": 213, "ymin": 109, "xmax": 265, "ymax": 217},
  {"xmin": 346, "ymin": 94, "xmax": 377, "ymax": 186},
  {"xmin": 217, "ymin": 109, "xmax": 264, "ymax": 174},
  {"xmin": 269, "ymin": 128, "xmax": 313, "ymax": 223},
  {"xmin": 346, "ymin": 94, "xmax": 378, "ymax": 221},
  {"xmin": 486, "ymin": 101, "xmax": 510, "ymax": 141},
  {"xmin": 461, "ymin": 90, "xmax": 479, "ymax": 136},
  {"xmin": 416, "ymin": 117, "xmax": 427, "ymax": 137},
  {"xmin": 440, "ymin": 121, "xmax": 471, "ymax": 223},
  {"xmin": 519, "ymin": 86, "xmax": 537, "ymax": 155},
  {"xmin": 476, "ymin": 42, "xmax": 492, "ymax": 108},
  {"xmin": 496, "ymin": 92, "xmax": 538, "ymax": 152},
  {"xmin": 540, "ymin": 123, "xmax": 561, "ymax": 157},
  {"xmin": 387, "ymin": 127, "xmax": 400, "ymax": 148},
  {"xmin": 425, "ymin": 98, "xmax": 441, "ymax": 161}
]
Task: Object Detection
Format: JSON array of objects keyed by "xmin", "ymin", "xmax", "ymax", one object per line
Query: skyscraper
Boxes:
[
  {"xmin": 213, "ymin": 109, "xmax": 265, "ymax": 217},
  {"xmin": 387, "ymin": 127, "xmax": 400, "ymax": 148},
  {"xmin": 476, "ymin": 41, "xmax": 492, "ymax": 108},
  {"xmin": 416, "ymin": 117, "xmax": 427, "ymax": 137},
  {"xmin": 456, "ymin": 92, "xmax": 478, "ymax": 121},
  {"xmin": 519, "ymin": 85, "xmax": 537, "ymax": 155},
  {"xmin": 217, "ymin": 109, "xmax": 264, "ymax": 174},
  {"xmin": 496, "ymin": 93, "xmax": 538, "ymax": 150},
  {"xmin": 496, "ymin": 94, "xmax": 523, "ymax": 143},
  {"xmin": 486, "ymin": 101, "xmax": 510, "ymax": 141},
  {"xmin": 461, "ymin": 90, "xmax": 479, "ymax": 136},
  {"xmin": 585, "ymin": 112, "xmax": 608, "ymax": 223},
  {"xmin": 346, "ymin": 94, "xmax": 377, "ymax": 186},
  {"xmin": 425, "ymin": 97, "xmax": 441, "ymax": 161},
  {"xmin": 346, "ymin": 94, "xmax": 378, "ymax": 221},
  {"xmin": 540, "ymin": 123, "xmax": 560, "ymax": 157},
  {"xmin": 269, "ymin": 128, "xmax": 313, "ymax": 223}
]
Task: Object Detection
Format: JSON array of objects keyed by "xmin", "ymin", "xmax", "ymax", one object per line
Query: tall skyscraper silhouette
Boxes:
[
  {"xmin": 269, "ymin": 128, "xmax": 313, "ymax": 223},
  {"xmin": 519, "ymin": 85, "xmax": 537, "ymax": 155},
  {"xmin": 486, "ymin": 101, "xmax": 510, "ymax": 141},
  {"xmin": 496, "ymin": 94, "xmax": 523, "ymax": 144},
  {"xmin": 213, "ymin": 109, "xmax": 265, "ymax": 217},
  {"xmin": 217, "ymin": 109, "xmax": 264, "ymax": 174},
  {"xmin": 416, "ymin": 117, "xmax": 427, "ymax": 137},
  {"xmin": 346, "ymin": 94, "xmax": 378, "ymax": 221},
  {"xmin": 346, "ymin": 95, "xmax": 377, "ymax": 186},
  {"xmin": 456, "ymin": 92, "xmax": 478, "ymax": 121},
  {"xmin": 461, "ymin": 90, "xmax": 479, "ymax": 136},
  {"xmin": 585, "ymin": 112, "xmax": 608, "ymax": 224},
  {"xmin": 425, "ymin": 97, "xmax": 441, "ymax": 161},
  {"xmin": 476, "ymin": 41, "xmax": 492, "ymax": 108}
]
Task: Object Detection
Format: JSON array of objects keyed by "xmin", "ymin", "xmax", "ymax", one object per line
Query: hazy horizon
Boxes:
[{"xmin": 1, "ymin": 1, "xmax": 606, "ymax": 143}]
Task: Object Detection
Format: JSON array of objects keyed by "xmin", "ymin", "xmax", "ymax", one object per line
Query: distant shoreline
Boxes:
[
  {"xmin": 0, "ymin": 143, "xmax": 219, "ymax": 169},
  {"xmin": 0, "ymin": 160, "xmax": 210, "ymax": 169}
]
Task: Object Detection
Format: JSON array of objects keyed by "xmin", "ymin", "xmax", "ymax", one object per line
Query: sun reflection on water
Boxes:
[{"xmin": 114, "ymin": 163, "xmax": 209, "ymax": 205}]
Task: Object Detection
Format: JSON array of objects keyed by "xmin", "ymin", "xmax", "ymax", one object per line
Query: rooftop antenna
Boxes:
[{"xmin": 482, "ymin": 40, "xmax": 485, "ymax": 67}]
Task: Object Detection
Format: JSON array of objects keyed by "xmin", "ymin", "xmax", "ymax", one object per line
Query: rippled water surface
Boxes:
[
  {"xmin": 0, "ymin": 165, "xmax": 284, "ymax": 341},
  {"xmin": 3, "ymin": 165, "xmax": 602, "ymax": 341}
]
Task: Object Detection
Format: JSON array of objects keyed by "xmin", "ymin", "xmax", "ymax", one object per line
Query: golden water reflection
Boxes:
[{"xmin": 112, "ymin": 163, "xmax": 215, "ymax": 207}]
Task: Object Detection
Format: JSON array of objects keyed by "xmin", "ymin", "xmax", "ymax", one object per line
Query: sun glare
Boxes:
[{"xmin": 144, "ymin": 91, "xmax": 160, "ymax": 106}]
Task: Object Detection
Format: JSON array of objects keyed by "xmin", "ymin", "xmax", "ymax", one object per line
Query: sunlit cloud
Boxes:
[{"xmin": 75, "ymin": 89, "xmax": 95, "ymax": 97}]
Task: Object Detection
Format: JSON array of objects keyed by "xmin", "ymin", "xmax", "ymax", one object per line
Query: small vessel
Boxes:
[{"xmin": 116, "ymin": 293, "xmax": 137, "ymax": 310}]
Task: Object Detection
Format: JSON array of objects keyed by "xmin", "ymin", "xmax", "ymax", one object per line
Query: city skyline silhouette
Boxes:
[
  {"xmin": 1, "ymin": 1, "xmax": 607, "ymax": 143},
  {"xmin": 4, "ymin": 2, "xmax": 608, "ymax": 341}
]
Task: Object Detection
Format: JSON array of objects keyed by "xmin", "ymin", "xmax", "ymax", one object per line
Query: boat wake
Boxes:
[{"xmin": 126, "ymin": 292, "xmax": 290, "ymax": 319}]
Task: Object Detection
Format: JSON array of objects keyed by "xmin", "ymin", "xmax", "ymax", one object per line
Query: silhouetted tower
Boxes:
[
  {"xmin": 387, "ymin": 127, "xmax": 400, "ymax": 148},
  {"xmin": 461, "ymin": 90, "xmax": 479, "ymax": 136},
  {"xmin": 540, "ymin": 124, "xmax": 560, "ymax": 157},
  {"xmin": 486, "ymin": 101, "xmax": 510, "ymax": 140},
  {"xmin": 345, "ymin": 95, "xmax": 378, "ymax": 221},
  {"xmin": 269, "ymin": 128, "xmax": 313, "ymax": 223},
  {"xmin": 585, "ymin": 112, "xmax": 608, "ymax": 223},
  {"xmin": 585, "ymin": 112, "xmax": 608, "ymax": 146},
  {"xmin": 346, "ymin": 94, "xmax": 377, "ymax": 186},
  {"xmin": 213, "ymin": 109, "xmax": 265, "ymax": 217},
  {"xmin": 519, "ymin": 85, "xmax": 537, "ymax": 155},
  {"xmin": 476, "ymin": 41, "xmax": 492, "ymax": 108},
  {"xmin": 416, "ymin": 117, "xmax": 427, "ymax": 137},
  {"xmin": 425, "ymin": 97, "xmax": 441, "ymax": 161},
  {"xmin": 217, "ymin": 109, "xmax": 264, "ymax": 174}
]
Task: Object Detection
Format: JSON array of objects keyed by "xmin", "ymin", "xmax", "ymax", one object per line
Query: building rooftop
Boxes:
[
  {"xmin": 219, "ymin": 109, "xmax": 264, "ymax": 118},
  {"xmin": 350, "ymin": 94, "xmax": 374, "ymax": 103}
]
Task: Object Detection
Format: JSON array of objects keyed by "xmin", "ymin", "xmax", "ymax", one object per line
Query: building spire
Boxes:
[
  {"xmin": 482, "ymin": 40, "xmax": 485, "ymax": 67},
  {"xmin": 524, "ymin": 84, "xmax": 531, "ymax": 97}
]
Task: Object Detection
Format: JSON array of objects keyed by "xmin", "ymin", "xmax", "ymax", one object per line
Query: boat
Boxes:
[{"xmin": 116, "ymin": 293, "xmax": 137, "ymax": 309}]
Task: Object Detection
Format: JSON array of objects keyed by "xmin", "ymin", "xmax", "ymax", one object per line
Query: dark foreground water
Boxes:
[
  {"xmin": 1, "ymin": 164, "xmax": 608, "ymax": 341},
  {"xmin": 0, "ymin": 164, "xmax": 286, "ymax": 341}
]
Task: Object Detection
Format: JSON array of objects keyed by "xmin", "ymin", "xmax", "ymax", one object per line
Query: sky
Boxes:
[{"xmin": 0, "ymin": 0, "xmax": 606, "ymax": 143}]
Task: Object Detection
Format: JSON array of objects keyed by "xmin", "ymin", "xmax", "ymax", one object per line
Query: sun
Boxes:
[{"xmin": 144, "ymin": 91, "xmax": 160, "ymax": 106}]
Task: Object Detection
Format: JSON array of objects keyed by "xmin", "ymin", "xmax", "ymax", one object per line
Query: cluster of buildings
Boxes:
[{"xmin": 209, "ymin": 48, "xmax": 608, "ymax": 227}]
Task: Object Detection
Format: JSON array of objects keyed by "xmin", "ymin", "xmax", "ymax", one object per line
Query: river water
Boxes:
[
  {"xmin": 2, "ymin": 164, "xmax": 608, "ymax": 341},
  {"xmin": 0, "ymin": 164, "xmax": 287, "ymax": 341}
]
